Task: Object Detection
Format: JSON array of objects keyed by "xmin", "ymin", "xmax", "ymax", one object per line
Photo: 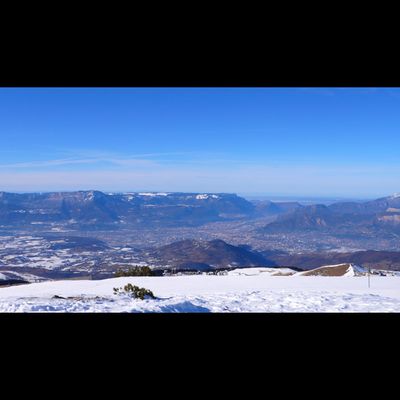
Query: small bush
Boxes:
[
  {"xmin": 113, "ymin": 283, "xmax": 156, "ymax": 300},
  {"xmin": 114, "ymin": 266, "xmax": 154, "ymax": 277}
]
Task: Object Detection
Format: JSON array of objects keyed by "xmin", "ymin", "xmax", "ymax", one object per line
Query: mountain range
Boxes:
[
  {"xmin": 262, "ymin": 193, "xmax": 400, "ymax": 235},
  {"xmin": 0, "ymin": 191, "xmax": 296, "ymax": 229},
  {"xmin": 1, "ymin": 190, "xmax": 400, "ymax": 237}
]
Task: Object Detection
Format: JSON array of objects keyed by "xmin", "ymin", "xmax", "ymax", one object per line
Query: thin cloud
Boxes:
[
  {"xmin": 58, "ymin": 148, "xmax": 200, "ymax": 160},
  {"xmin": 1, "ymin": 163, "xmax": 399, "ymax": 197},
  {"xmin": 0, "ymin": 157, "xmax": 159, "ymax": 169},
  {"xmin": 0, "ymin": 158, "xmax": 97, "ymax": 169},
  {"xmin": 0, "ymin": 151, "xmax": 234, "ymax": 170}
]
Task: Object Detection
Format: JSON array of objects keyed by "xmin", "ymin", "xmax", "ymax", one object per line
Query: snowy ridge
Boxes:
[
  {"xmin": 228, "ymin": 264, "xmax": 367, "ymax": 277},
  {"xmin": 294, "ymin": 263, "xmax": 366, "ymax": 277},
  {"xmin": 227, "ymin": 267, "xmax": 297, "ymax": 276}
]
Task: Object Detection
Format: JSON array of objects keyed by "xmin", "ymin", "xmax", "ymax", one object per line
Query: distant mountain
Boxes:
[
  {"xmin": 147, "ymin": 239, "xmax": 275, "ymax": 271},
  {"xmin": 0, "ymin": 191, "xmax": 256, "ymax": 229},
  {"xmin": 261, "ymin": 193, "xmax": 400, "ymax": 234},
  {"xmin": 3, "ymin": 190, "xmax": 400, "ymax": 236},
  {"xmin": 262, "ymin": 204, "xmax": 351, "ymax": 232},
  {"xmin": 252, "ymin": 200, "xmax": 303, "ymax": 216},
  {"xmin": 329, "ymin": 193, "xmax": 400, "ymax": 215},
  {"xmin": 0, "ymin": 191, "xmax": 126, "ymax": 225}
]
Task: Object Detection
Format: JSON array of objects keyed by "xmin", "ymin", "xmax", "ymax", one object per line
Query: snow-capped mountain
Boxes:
[{"xmin": 0, "ymin": 191, "xmax": 255, "ymax": 228}]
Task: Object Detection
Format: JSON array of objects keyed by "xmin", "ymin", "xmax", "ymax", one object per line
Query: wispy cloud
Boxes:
[
  {"xmin": 0, "ymin": 151, "xmax": 235, "ymax": 170},
  {"xmin": 0, "ymin": 158, "xmax": 99, "ymax": 169},
  {"xmin": 1, "ymin": 162, "xmax": 399, "ymax": 197},
  {"xmin": 58, "ymin": 149, "xmax": 199, "ymax": 160},
  {"xmin": 0, "ymin": 156, "xmax": 161, "ymax": 170},
  {"xmin": 1, "ymin": 149, "xmax": 399, "ymax": 197}
]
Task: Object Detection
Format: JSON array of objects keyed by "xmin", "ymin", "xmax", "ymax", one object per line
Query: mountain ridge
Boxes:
[
  {"xmin": 0, "ymin": 190, "xmax": 307, "ymax": 229},
  {"xmin": 262, "ymin": 193, "xmax": 400, "ymax": 234},
  {"xmin": 0, "ymin": 190, "xmax": 256, "ymax": 228}
]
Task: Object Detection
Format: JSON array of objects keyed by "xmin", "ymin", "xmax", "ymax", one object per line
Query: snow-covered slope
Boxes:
[
  {"xmin": 0, "ymin": 274, "xmax": 399, "ymax": 312},
  {"xmin": 227, "ymin": 267, "xmax": 297, "ymax": 276},
  {"xmin": 0, "ymin": 271, "xmax": 48, "ymax": 283},
  {"xmin": 295, "ymin": 263, "xmax": 366, "ymax": 277}
]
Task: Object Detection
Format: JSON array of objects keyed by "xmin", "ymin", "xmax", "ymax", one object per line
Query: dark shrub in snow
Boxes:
[{"xmin": 113, "ymin": 283, "xmax": 156, "ymax": 300}]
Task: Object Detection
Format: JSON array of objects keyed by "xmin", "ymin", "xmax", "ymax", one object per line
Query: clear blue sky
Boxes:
[{"xmin": 0, "ymin": 87, "xmax": 399, "ymax": 198}]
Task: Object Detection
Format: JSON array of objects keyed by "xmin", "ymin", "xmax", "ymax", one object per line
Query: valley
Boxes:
[{"xmin": 1, "ymin": 191, "xmax": 400, "ymax": 285}]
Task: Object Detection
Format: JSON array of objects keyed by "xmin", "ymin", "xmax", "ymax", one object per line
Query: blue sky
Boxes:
[{"xmin": 0, "ymin": 87, "xmax": 399, "ymax": 198}]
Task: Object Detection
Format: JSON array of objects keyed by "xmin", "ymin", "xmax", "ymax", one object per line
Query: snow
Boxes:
[
  {"xmin": 86, "ymin": 192, "xmax": 95, "ymax": 201},
  {"xmin": 21, "ymin": 255, "xmax": 68, "ymax": 270},
  {"xmin": 195, "ymin": 194, "xmax": 219, "ymax": 200},
  {"xmin": 0, "ymin": 273, "xmax": 399, "ymax": 312},
  {"xmin": 349, "ymin": 264, "xmax": 367, "ymax": 275},
  {"xmin": 0, "ymin": 271, "xmax": 47, "ymax": 283},
  {"xmin": 138, "ymin": 192, "xmax": 169, "ymax": 197},
  {"xmin": 228, "ymin": 267, "xmax": 297, "ymax": 276}
]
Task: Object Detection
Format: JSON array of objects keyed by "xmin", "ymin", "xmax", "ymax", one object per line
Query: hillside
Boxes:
[
  {"xmin": 147, "ymin": 239, "xmax": 274, "ymax": 271},
  {"xmin": 295, "ymin": 263, "xmax": 366, "ymax": 277}
]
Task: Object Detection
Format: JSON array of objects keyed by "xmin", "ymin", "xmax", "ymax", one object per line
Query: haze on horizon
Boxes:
[{"xmin": 0, "ymin": 87, "xmax": 399, "ymax": 198}]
